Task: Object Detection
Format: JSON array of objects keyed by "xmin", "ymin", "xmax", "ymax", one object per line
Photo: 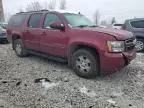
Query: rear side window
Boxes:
[
  {"xmin": 44, "ymin": 13, "xmax": 61, "ymax": 28},
  {"xmin": 130, "ymin": 20, "xmax": 144, "ymax": 28},
  {"xmin": 8, "ymin": 14, "xmax": 26, "ymax": 26},
  {"xmin": 28, "ymin": 13, "xmax": 42, "ymax": 28}
]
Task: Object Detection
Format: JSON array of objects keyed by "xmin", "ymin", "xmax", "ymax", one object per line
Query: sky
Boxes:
[{"xmin": 2, "ymin": 0, "xmax": 144, "ymax": 23}]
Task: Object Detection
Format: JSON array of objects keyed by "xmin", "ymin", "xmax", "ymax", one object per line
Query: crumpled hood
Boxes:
[{"xmin": 82, "ymin": 27, "xmax": 134, "ymax": 40}]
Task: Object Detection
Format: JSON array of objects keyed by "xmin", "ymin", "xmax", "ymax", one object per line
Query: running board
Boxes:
[{"xmin": 26, "ymin": 50, "xmax": 67, "ymax": 63}]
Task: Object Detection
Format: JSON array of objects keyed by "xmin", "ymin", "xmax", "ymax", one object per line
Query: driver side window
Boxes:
[{"xmin": 44, "ymin": 13, "xmax": 61, "ymax": 28}]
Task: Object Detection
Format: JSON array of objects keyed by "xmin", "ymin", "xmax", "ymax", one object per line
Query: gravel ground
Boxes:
[{"xmin": 0, "ymin": 44, "xmax": 144, "ymax": 108}]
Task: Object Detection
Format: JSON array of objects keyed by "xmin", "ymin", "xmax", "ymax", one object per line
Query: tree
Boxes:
[
  {"xmin": 93, "ymin": 9, "xmax": 101, "ymax": 25},
  {"xmin": 26, "ymin": 1, "xmax": 43, "ymax": 11},
  {"xmin": 18, "ymin": 7, "xmax": 24, "ymax": 12},
  {"xmin": 100, "ymin": 20, "xmax": 107, "ymax": 26},
  {"xmin": 111, "ymin": 17, "xmax": 116, "ymax": 24},
  {"xmin": 59, "ymin": 0, "xmax": 66, "ymax": 10},
  {"xmin": 48, "ymin": 0, "xmax": 56, "ymax": 10}
]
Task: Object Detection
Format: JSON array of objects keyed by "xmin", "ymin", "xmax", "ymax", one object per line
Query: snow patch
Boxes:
[
  {"xmin": 79, "ymin": 86, "xmax": 96, "ymax": 98},
  {"xmin": 41, "ymin": 79, "xmax": 59, "ymax": 90},
  {"xmin": 137, "ymin": 53, "xmax": 144, "ymax": 56},
  {"xmin": 136, "ymin": 61, "xmax": 144, "ymax": 66},
  {"xmin": 107, "ymin": 99, "xmax": 116, "ymax": 104}
]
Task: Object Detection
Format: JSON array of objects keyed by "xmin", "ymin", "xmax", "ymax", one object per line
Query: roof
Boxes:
[
  {"xmin": 16, "ymin": 9, "xmax": 80, "ymax": 15},
  {"xmin": 126, "ymin": 18, "xmax": 144, "ymax": 22}
]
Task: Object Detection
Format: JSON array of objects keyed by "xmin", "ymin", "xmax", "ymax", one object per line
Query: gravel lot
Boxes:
[{"xmin": 0, "ymin": 44, "xmax": 144, "ymax": 108}]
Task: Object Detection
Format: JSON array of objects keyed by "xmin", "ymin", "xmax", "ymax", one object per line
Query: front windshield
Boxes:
[{"xmin": 64, "ymin": 13, "xmax": 96, "ymax": 27}]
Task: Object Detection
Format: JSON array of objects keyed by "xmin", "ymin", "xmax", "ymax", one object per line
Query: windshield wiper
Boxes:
[
  {"xmin": 75, "ymin": 25, "xmax": 89, "ymax": 28},
  {"xmin": 89, "ymin": 25, "xmax": 98, "ymax": 27}
]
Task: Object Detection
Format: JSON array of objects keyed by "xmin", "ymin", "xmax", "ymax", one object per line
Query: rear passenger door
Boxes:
[{"xmin": 24, "ymin": 13, "xmax": 43, "ymax": 51}]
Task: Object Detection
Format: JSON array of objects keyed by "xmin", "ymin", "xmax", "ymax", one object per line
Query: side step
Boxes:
[{"xmin": 26, "ymin": 50, "xmax": 67, "ymax": 63}]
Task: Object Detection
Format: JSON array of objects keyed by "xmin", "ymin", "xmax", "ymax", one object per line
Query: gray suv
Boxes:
[{"xmin": 123, "ymin": 18, "xmax": 144, "ymax": 51}]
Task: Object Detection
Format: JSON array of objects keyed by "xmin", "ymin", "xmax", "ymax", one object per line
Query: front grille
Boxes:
[
  {"xmin": 125, "ymin": 38, "xmax": 136, "ymax": 51},
  {"xmin": 0, "ymin": 33, "xmax": 6, "ymax": 36}
]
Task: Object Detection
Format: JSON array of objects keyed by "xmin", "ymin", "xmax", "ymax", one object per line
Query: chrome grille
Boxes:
[
  {"xmin": 0, "ymin": 33, "xmax": 6, "ymax": 36},
  {"xmin": 125, "ymin": 38, "xmax": 136, "ymax": 51}
]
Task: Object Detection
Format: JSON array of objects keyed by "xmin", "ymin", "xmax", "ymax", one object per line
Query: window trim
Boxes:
[
  {"xmin": 27, "ymin": 13, "xmax": 43, "ymax": 28},
  {"xmin": 43, "ymin": 12, "xmax": 63, "ymax": 29},
  {"xmin": 129, "ymin": 20, "xmax": 144, "ymax": 29}
]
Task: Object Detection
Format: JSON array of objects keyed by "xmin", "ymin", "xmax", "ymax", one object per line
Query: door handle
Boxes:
[
  {"xmin": 41, "ymin": 32, "xmax": 46, "ymax": 36},
  {"xmin": 25, "ymin": 30, "xmax": 29, "ymax": 32}
]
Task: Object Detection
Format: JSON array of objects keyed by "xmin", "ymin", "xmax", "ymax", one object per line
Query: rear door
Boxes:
[{"xmin": 23, "ymin": 13, "xmax": 43, "ymax": 51}]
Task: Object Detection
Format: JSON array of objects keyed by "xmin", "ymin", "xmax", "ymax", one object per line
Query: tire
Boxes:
[
  {"xmin": 135, "ymin": 39, "xmax": 144, "ymax": 52},
  {"xmin": 71, "ymin": 48, "xmax": 99, "ymax": 78},
  {"xmin": 13, "ymin": 39, "xmax": 27, "ymax": 57}
]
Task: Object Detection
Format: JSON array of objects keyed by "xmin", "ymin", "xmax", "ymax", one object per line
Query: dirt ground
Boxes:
[{"xmin": 0, "ymin": 44, "xmax": 144, "ymax": 108}]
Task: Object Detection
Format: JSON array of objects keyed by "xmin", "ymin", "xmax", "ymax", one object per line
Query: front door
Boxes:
[{"xmin": 40, "ymin": 13, "xmax": 68, "ymax": 57}]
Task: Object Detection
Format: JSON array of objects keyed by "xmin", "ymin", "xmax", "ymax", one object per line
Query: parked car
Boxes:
[
  {"xmin": 0, "ymin": 23, "xmax": 7, "ymax": 43},
  {"xmin": 123, "ymin": 18, "xmax": 144, "ymax": 51},
  {"xmin": 7, "ymin": 10, "xmax": 136, "ymax": 78},
  {"xmin": 112, "ymin": 23, "xmax": 123, "ymax": 29}
]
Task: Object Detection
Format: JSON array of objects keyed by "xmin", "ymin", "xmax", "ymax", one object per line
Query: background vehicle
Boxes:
[
  {"xmin": 7, "ymin": 10, "xmax": 136, "ymax": 78},
  {"xmin": 123, "ymin": 18, "xmax": 144, "ymax": 51},
  {"xmin": 112, "ymin": 23, "xmax": 123, "ymax": 29},
  {"xmin": 0, "ymin": 22, "xmax": 7, "ymax": 43}
]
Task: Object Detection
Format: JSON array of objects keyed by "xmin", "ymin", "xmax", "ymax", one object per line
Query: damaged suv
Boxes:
[{"xmin": 7, "ymin": 10, "xmax": 136, "ymax": 78}]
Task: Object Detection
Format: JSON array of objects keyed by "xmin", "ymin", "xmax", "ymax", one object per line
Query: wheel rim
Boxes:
[
  {"xmin": 15, "ymin": 42, "xmax": 22, "ymax": 55},
  {"xmin": 135, "ymin": 41, "xmax": 144, "ymax": 51},
  {"xmin": 76, "ymin": 55, "xmax": 92, "ymax": 73}
]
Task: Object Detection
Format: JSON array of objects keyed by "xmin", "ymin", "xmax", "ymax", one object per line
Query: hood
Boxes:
[{"xmin": 81, "ymin": 27, "xmax": 134, "ymax": 40}]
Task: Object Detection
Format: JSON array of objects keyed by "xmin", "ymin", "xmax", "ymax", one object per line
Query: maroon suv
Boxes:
[{"xmin": 7, "ymin": 10, "xmax": 136, "ymax": 78}]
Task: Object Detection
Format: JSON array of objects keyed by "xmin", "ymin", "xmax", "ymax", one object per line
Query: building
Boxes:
[{"xmin": 0, "ymin": 0, "xmax": 4, "ymax": 22}]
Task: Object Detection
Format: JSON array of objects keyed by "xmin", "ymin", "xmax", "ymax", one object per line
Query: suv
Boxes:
[
  {"xmin": 7, "ymin": 10, "xmax": 136, "ymax": 78},
  {"xmin": 112, "ymin": 23, "xmax": 123, "ymax": 29},
  {"xmin": 123, "ymin": 18, "xmax": 144, "ymax": 51}
]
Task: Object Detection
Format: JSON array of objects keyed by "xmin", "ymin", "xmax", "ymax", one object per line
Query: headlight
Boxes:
[{"xmin": 107, "ymin": 41, "xmax": 125, "ymax": 52}]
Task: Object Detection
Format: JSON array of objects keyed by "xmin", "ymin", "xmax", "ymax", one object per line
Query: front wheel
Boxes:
[
  {"xmin": 135, "ymin": 39, "xmax": 144, "ymax": 52},
  {"xmin": 71, "ymin": 49, "xmax": 99, "ymax": 78}
]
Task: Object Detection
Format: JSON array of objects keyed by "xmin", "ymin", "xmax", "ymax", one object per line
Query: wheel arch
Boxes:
[
  {"xmin": 12, "ymin": 34, "xmax": 21, "ymax": 50},
  {"xmin": 68, "ymin": 44, "xmax": 100, "ymax": 67}
]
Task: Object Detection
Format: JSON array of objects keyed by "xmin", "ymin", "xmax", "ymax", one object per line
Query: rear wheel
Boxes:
[
  {"xmin": 13, "ymin": 39, "xmax": 27, "ymax": 57},
  {"xmin": 135, "ymin": 39, "xmax": 144, "ymax": 52},
  {"xmin": 71, "ymin": 49, "xmax": 99, "ymax": 78}
]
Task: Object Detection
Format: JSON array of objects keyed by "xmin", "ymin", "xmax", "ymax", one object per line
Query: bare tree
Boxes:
[
  {"xmin": 93, "ymin": 9, "xmax": 101, "ymax": 25},
  {"xmin": 4, "ymin": 11, "xmax": 11, "ymax": 22},
  {"xmin": 100, "ymin": 20, "xmax": 107, "ymax": 26},
  {"xmin": 18, "ymin": 7, "xmax": 24, "ymax": 12},
  {"xmin": 26, "ymin": 1, "xmax": 43, "ymax": 11},
  {"xmin": 111, "ymin": 17, "xmax": 116, "ymax": 24},
  {"xmin": 59, "ymin": 0, "xmax": 66, "ymax": 10},
  {"xmin": 48, "ymin": 0, "xmax": 56, "ymax": 10},
  {"xmin": 43, "ymin": 1, "xmax": 49, "ymax": 10}
]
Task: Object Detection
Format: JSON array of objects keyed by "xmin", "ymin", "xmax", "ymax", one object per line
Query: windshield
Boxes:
[{"xmin": 64, "ymin": 13, "xmax": 96, "ymax": 27}]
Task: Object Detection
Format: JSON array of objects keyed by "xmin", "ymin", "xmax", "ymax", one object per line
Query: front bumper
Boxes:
[
  {"xmin": 100, "ymin": 50, "xmax": 136, "ymax": 72},
  {"xmin": 0, "ymin": 35, "xmax": 7, "ymax": 41}
]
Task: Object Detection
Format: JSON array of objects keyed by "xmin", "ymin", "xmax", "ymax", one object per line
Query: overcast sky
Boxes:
[{"xmin": 2, "ymin": 0, "xmax": 144, "ymax": 23}]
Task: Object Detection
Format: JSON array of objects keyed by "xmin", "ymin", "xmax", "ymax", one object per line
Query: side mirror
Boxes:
[{"xmin": 50, "ymin": 21, "xmax": 65, "ymax": 31}]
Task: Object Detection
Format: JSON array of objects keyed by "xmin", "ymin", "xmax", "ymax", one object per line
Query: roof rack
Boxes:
[{"xmin": 16, "ymin": 9, "xmax": 49, "ymax": 14}]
